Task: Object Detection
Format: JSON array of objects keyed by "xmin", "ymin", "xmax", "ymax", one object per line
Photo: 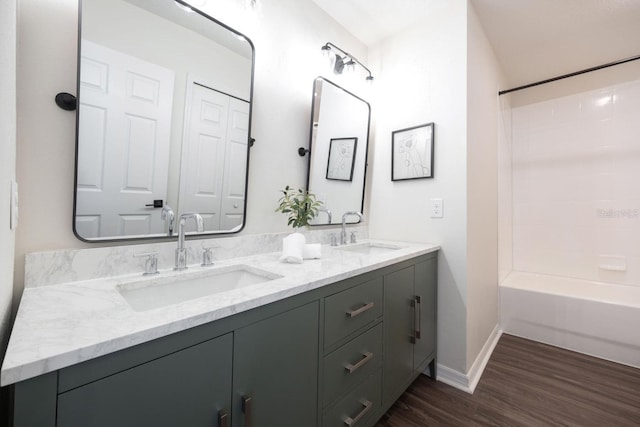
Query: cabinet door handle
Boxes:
[
  {"xmin": 346, "ymin": 302, "xmax": 374, "ymax": 318},
  {"xmin": 344, "ymin": 352, "xmax": 373, "ymax": 373},
  {"xmin": 218, "ymin": 409, "xmax": 229, "ymax": 427},
  {"xmin": 242, "ymin": 395, "xmax": 252, "ymax": 427},
  {"xmin": 343, "ymin": 399, "xmax": 373, "ymax": 426},
  {"xmin": 415, "ymin": 295, "xmax": 422, "ymax": 340}
]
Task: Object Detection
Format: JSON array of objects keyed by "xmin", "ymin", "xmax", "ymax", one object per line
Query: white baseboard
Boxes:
[
  {"xmin": 436, "ymin": 364, "xmax": 473, "ymax": 393},
  {"xmin": 436, "ymin": 326, "xmax": 502, "ymax": 394},
  {"xmin": 467, "ymin": 325, "xmax": 502, "ymax": 392}
]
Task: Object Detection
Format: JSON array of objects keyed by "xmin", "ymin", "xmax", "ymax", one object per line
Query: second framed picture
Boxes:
[
  {"xmin": 326, "ymin": 137, "xmax": 358, "ymax": 181},
  {"xmin": 391, "ymin": 122, "xmax": 434, "ymax": 181}
]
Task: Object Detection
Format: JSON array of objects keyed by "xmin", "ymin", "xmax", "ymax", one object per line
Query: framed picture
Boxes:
[
  {"xmin": 326, "ymin": 137, "xmax": 358, "ymax": 181},
  {"xmin": 391, "ymin": 122, "xmax": 434, "ymax": 181}
]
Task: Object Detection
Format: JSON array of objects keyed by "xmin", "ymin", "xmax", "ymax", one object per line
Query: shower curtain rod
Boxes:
[{"xmin": 498, "ymin": 53, "xmax": 640, "ymax": 96}]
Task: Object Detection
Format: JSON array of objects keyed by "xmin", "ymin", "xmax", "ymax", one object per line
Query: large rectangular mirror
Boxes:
[
  {"xmin": 74, "ymin": 0, "xmax": 254, "ymax": 241},
  {"xmin": 306, "ymin": 77, "xmax": 370, "ymax": 225}
]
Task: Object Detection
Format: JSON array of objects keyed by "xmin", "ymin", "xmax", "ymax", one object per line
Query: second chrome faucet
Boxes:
[
  {"xmin": 175, "ymin": 213, "xmax": 204, "ymax": 270},
  {"xmin": 341, "ymin": 211, "xmax": 364, "ymax": 245}
]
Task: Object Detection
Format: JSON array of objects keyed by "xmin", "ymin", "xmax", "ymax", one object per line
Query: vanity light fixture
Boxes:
[{"xmin": 320, "ymin": 42, "xmax": 374, "ymax": 82}]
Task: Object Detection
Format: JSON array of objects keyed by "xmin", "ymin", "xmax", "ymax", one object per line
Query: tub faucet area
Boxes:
[
  {"xmin": 175, "ymin": 213, "xmax": 204, "ymax": 270},
  {"xmin": 341, "ymin": 211, "xmax": 363, "ymax": 245}
]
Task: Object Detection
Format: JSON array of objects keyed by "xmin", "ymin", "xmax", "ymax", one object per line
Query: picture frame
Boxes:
[
  {"xmin": 326, "ymin": 137, "xmax": 358, "ymax": 181},
  {"xmin": 391, "ymin": 122, "xmax": 434, "ymax": 181}
]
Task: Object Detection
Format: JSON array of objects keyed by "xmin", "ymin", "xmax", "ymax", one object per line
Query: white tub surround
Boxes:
[
  {"xmin": 501, "ymin": 271, "xmax": 640, "ymax": 369},
  {"xmin": 510, "ymin": 79, "xmax": 640, "ymax": 287},
  {"xmin": 2, "ymin": 238, "xmax": 438, "ymax": 386}
]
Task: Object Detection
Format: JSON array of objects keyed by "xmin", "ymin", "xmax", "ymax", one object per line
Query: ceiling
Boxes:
[{"xmin": 310, "ymin": 0, "xmax": 640, "ymax": 88}]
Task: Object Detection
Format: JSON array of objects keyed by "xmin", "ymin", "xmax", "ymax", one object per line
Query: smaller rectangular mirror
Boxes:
[{"xmin": 306, "ymin": 77, "xmax": 370, "ymax": 225}]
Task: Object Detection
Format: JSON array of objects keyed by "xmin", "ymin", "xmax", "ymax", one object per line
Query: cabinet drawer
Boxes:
[
  {"xmin": 324, "ymin": 277, "xmax": 383, "ymax": 349},
  {"xmin": 322, "ymin": 370, "xmax": 382, "ymax": 427},
  {"xmin": 323, "ymin": 323, "xmax": 382, "ymax": 406}
]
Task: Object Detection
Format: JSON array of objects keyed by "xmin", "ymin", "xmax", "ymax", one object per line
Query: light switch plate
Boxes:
[
  {"xmin": 430, "ymin": 198, "xmax": 443, "ymax": 218},
  {"xmin": 10, "ymin": 180, "xmax": 18, "ymax": 230}
]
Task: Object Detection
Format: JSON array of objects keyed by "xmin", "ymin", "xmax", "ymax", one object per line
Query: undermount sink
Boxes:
[
  {"xmin": 117, "ymin": 265, "xmax": 282, "ymax": 311},
  {"xmin": 335, "ymin": 242, "xmax": 403, "ymax": 255}
]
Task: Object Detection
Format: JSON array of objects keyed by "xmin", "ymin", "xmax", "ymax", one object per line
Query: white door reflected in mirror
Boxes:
[{"xmin": 74, "ymin": 0, "xmax": 253, "ymax": 241}]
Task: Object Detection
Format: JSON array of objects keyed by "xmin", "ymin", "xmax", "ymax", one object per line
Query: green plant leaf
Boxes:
[{"xmin": 275, "ymin": 186, "xmax": 324, "ymax": 229}]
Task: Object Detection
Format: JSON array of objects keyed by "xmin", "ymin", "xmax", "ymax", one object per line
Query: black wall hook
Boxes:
[
  {"xmin": 55, "ymin": 92, "xmax": 77, "ymax": 111},
  {"xmin": 298, "ymin": 147, "xmax": 310, "ymax": 156}
]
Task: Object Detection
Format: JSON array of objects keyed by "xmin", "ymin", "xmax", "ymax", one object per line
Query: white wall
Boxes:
[
  {"xmin": 368, "ymin": 0, "xmax": 469, "ymax": 373},
  {"xmin": 511, "ymin": 77, "xmax": 640, "ymax": 286},
  {"xmin": 0, "ymin": 0, "xmax": 17, "ymax": 354},
  {"xmin": 368, "ymin": 0, "xmax": 504, "ymax": 377},
  {"xmin": 14, "ymin": 0, "xmax": 367, "ymax": 300},
  {"xmin": 465, "ymin": 3, "xmax": 501, "ymax": 371}
]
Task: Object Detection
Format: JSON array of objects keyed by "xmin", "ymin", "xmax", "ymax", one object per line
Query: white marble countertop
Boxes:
[{"xmin": 1, "ymin": 239, "xmax": 439, "ymax": 386}]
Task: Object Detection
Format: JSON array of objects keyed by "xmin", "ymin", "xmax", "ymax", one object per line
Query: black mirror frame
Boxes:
[
  {"xmin": 72, "ymin": 0, "xmax": 256, "ymax": 243},
  {"xmin": 304, "ymin": 77, "xmax": 370, "ymax": 226}
]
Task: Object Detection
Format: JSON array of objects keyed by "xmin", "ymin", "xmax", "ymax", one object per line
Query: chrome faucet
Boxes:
[
  {"xmin": 175, "ymin": 213, "xmax": 204, "ymax": 271},
  {"xmin": 318, "ymin": 207, "xmax": 333, "ymax": 224},
  {"xmin": 161, "ymin": 205, "xmax": 175, "ymax": 236},
  {"xmin": 341, "ymin": 211, "xmax": 363, "ymax": 245}
]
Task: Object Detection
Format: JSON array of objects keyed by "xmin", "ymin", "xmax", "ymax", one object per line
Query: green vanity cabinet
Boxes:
[
  {"xmin": 383, "ymin": 256, "xmax": 437, "ymax": 406},
  {"xmin": 55, "ymin": 303, "xmax": 319, "ymax": 427},
  {"xmin": 413, "ymin": 257, "xmax": 437, "ymax": 372},
  {"xmin": 10, "ymin": 251, "xmax": 438, "ymax": 427},
  {"xmin": 321, "ymin": 276, "xmax": 384, "ymax": 427},
  {"xmin": 232, "ymin": 301, "xmax": 319, "ymax": 427},
  {"xmin": 382, "ymin": 265, "xmax": 415, "ymax": 403},
  {"xmin": 13, "ymin": 303, "xmax": 320, "ymax": 427},
  {"xmin": 56, "ymin": 333, "xmax": 233, "ymax": 427}
]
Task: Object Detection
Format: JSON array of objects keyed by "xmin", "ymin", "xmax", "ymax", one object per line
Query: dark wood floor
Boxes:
[{"xmin": 376, "ymin": 334, "xmax": 640, "ymax": 426}]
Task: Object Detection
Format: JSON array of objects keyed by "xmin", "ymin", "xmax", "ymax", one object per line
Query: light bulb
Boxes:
[{"xmin": 333, "ymin": 55, "xmax": 345, "ymax": 75}]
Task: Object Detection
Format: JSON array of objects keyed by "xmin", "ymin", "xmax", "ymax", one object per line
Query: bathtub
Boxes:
[{"xmin": 500, "ymin": 271, "xmax": 640, "ymax": 369}]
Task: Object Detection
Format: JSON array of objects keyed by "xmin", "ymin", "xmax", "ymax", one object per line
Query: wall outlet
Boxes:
[{"xmin": 430, "ymin": 198, "xmax": 443, "ymax": 218}]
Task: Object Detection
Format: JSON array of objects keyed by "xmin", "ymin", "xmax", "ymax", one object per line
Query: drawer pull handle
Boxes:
[
  {"xmin": 411, "ymin": 296, "xmax": 422, "ymax": 343},
  {"xmin": 346, "ymin": 302, "xmax": 374, "ymax": 318},
  {"xmin": 242, "ymin": 395, "xmax": 252, "ymax": 427},
  {"xmin": 343, "ymin": 399, "xmax": 373, "ymax": 426},
  {"xmin": 415, "ymin": 295, "xmax": 422, "ymax": 340},
  {"xmin": 218, "ymin": 409, "xmax": 229, "ymax": 427},
  {"xmin": 344, "ymin": 352, "xmax": 373, "ymax": 373}
]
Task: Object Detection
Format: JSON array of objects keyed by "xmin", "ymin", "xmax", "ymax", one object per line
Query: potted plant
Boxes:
[{"xmin": 275, "ymin": 186, "xmax": 323, "ymax": 229}]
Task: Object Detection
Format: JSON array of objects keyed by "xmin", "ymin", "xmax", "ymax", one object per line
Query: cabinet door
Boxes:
[
  {"xmin": 57, "ymin": 333, "xmax": 233, "ymax": 427},
  {"xmin": 232, "ymin": 301, "xmax": 319, "ymax": 427},
  {"xmin": 413, "ymin": 257, "xmax": 437, "ymax": 370},
  {"xmin": 382, "ymin": 266, "xmax": 415, "ymax": 404}
]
